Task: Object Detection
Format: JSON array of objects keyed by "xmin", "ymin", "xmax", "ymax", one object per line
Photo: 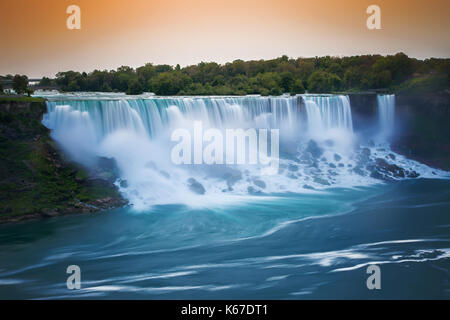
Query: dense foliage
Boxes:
[
  {"xmin": 2, "ymin": 53, "xmax": 449, "ymax": 96},
  {"xmin": 12, "ymin": 75, "xmax": 29, "ymax": 94}
]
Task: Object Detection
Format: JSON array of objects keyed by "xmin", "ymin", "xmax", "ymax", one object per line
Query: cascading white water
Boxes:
[
  {"xmin": 43, "ymin": 96, "xmax": 307, "ymax": 208},
  {"xmin": 302, "ymin": 95, "xmax": 353, "ymax": 133},
  {"xmin": 302, "ymin": 94, "xmax": 354, "ymax": 152},
  {"xmin": 44, "ymin": 96, "xmax": 301, "ymax": 139},
  {"xmin": 377, "ymin": 94, "xmax": 395, "ymax": 140},
  {"xmin": 40, "ymin": 93, "xmax": 443, "ymax": 209}
]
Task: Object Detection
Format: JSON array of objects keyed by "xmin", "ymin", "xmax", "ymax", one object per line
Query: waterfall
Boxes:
[
  {"xmin": 43, "ymin": 96, "xmax": 302, "ymax": 140},
  {"xmin": 302, "ymin": 95, "xmax": 353, "ymax": 134},
  {"xmin": 41, "ymin": 93, "xmax": 439, "ymax": 208},
  {"xmin": 377, "ymin": 94, "xmax": 395, "ymax": 140}
]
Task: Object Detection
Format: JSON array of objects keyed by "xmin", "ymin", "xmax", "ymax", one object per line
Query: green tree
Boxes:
[
  {"xmin": 127, "ymin": 78, "xmax": 144, "ymax": 95},
  {"xmin": 39, "ymin": 77, "xmax": 52, "ymax": 87},
  {"xmin": 36, "ymin": 53, "xmax": 450, "ymax": 95},
  {"xmin": 12, "ymin": 75, "xmax": 29, "ymax": 94},
  {"xmin": 68, "ymin": 79, "xmax": 80, "ymax": 91},
  {"xmin": 373, "ymin": 70, "xmax": 392, "ymax": 88},
  {"xmin": 290, "ymin": 79, "xmax": 305, "ymax": 94},
  {"xmin": 151, "ymin": 72, "xmax": 192, "ymax": 95},
  {"xmin": 343, "ymin": 67, "xmax": 362, "ymax": 89},
  {"xmin": 307, "ymin": 71, "xmax": 341, "ymax": 93},
  {"xmin": 279, "ymin": 72, "xmax": 294, "ymax": 93}
]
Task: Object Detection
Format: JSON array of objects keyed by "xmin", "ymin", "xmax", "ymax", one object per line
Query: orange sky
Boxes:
[{"xmin": 0, "ymin": 0, "xmax": 449, "ymax": 77}]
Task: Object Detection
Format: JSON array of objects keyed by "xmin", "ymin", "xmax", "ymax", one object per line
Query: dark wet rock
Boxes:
[
  {"xmin": 328, "ymin": 170, "xmax": 338, "ymax": 176},
  {"xmin": 338, "ymin": 163, "xmax": 345, "ymax": 168},
  {"xmin": 41, "ymin": 208, "xmax": 59, "ymax": 218},
  {"xmin": 159, "ymin": 170, "xmax": 170, "ymax": 179},
  {"xmin": 405, "ymin": 170, "xmax": 420, "ymax": 178},
  {"xmin": 299, "ymin": 151, "xmax": 313, "ymax": 164},
  {"xmin": 97, "ymin": 157, "xmax": 117, "ymax": 171},
  {"xmin": 388, "ymin": 153, "xmax": 396, "ymax": 160},
  {"xmin": 223, "ymin": 169, "xmax": 242, "ymax": 188},
  {"xmin": 329, "ymin": 163, "xmax": 336, "ymax": 168},
  {"xmin": 370, "ymin": 158, "xmax": 407, "ymax": 180},
  {"xmin": 356, "ymin": 147, "xmax": 371, "ymax": 166},
  {"xmin": 93, "ymin": 156, "xmax": 120, "ymax": 183},
  {"xmin": 306, "ymin": 140, "xmax": 323, "ymax": 159},
  {"xmin": 310, "ymin": 160, "xmax": 319, "ymax": 168},
  {"xmin": 187, "ymin": 178, "xmax": 206, "ymax": 195},
  {"xmin": 334, "ymin": 154, "xmax": 342, "ymax": 162},
  {"xmin": 369, "ymin": 170, "xmax": 384, "ymax": 180},
  {"xmin": 95, "ymin": 171, "xmax": 117, "ymax": 183},
  {"xmin": 119, "ymin": 179, "xmax": 128, "ymax": 188},
  {"xmin": 247, "ymin": 186, "xmax": 261, "ymax": 194},
  {"xmin": 253, "ymin": 179, "xmax": 266, "ymax": 189},
  {"xmin": 361, "ymin": 147, "xmax": 371, "ymax": 157},
  {"xmin": 288, "ymin": 164, "xmax": 299, "ymax": 172},
  {"xmin": 313, "ymin": 177, "xmax": 331, "ymax": 186},
  {"xmin": 353, "ymin": 166, "xmax": 366, "ymax": 176}
]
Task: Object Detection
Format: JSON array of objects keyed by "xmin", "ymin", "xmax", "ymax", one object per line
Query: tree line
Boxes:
[{"xmin": 1, "ymin": 53, "xmax": 449, "ymax": 96}]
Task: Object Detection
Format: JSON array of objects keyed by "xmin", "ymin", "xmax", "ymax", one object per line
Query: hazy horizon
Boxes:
[{"xmin": 1, "ymin": 0, "xmax": 449, "ymax": 78}]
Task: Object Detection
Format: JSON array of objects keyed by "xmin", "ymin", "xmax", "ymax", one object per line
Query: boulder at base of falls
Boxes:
[
  {"xmin": 253, "ymin": 179, "xmax": 266, "ymax": 189},
  {"xmin": 247, "ymin": 186, "xmax": 262, "ymax": 194},
  {"xmin": 223, "ymin": 169, "xmax": 242, "ymax": 190},
  {"xmin": 119, "ymin": 179, "xmax": 128, "ymax": 188},
  {"xmin": 313, "ymin": 177, "xmax": 331, "ymax": 186},
  {"xmin": 357, "ymin": 147, "xmax": 371, "ymax": 164},
  {"xmin": 187, "ymin": 178, "xmax": 206, "ymax": 195},
  {"xmin": 369, "ymin": 158, "xmax": 419, "ymax": 180},
  {"xmin": 306, "ymin": 140, "xmax": 324, "ymax": 159}
]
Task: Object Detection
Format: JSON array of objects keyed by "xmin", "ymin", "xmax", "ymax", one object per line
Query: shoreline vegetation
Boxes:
[
  {"xmin": 1, "ymin": 53, "xmax": 449, "ymax": 96},
  {"xmin": 0, "ymin": 98, "xmax": 127, "ymax": 224}
]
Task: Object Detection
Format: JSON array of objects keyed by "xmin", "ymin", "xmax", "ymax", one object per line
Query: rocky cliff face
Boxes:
[
  {"xmin": 348, "ymin": 93, "xmax": 378, "ymax": 134},
  {"xmin": 348, "ymin": 92, "xmax": 450, "ymax": 171},
  {"xmin": 0, "ymin": 98, "xmax": 127, "ymax": 223},
  {"xmin": 393, "ymin": 92, "xmax": 450, "ymax": 170}
]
